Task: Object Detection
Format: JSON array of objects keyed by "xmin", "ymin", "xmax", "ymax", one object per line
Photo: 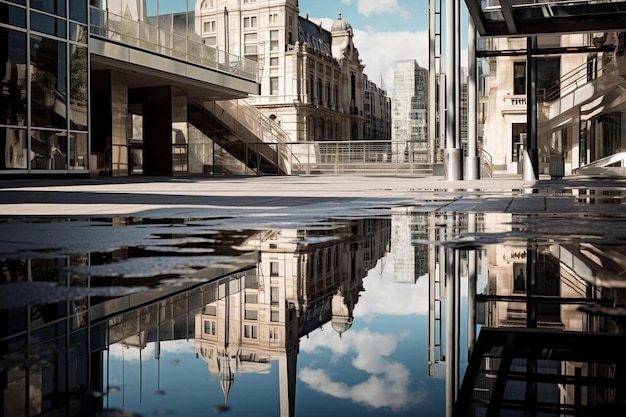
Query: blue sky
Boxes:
[{"xmin": 300, "ymin": 0, "xmax": 469, "ymax": 95}]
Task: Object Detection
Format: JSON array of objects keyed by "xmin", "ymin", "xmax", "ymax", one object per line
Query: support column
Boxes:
[
  {"xmin": 526, "ymin": 242, "xmax": 538, "ymax": 329},
  {"xmin": 445, "ymin": 0, "xmax": 463, "ymax": 180},
  {"xmin": 524, "ymin": 37, "xmax": 539, "ymax": 181},
  {"xmin": 465, "ymin": 18, "xmax": 480, "ymax": 180},
  {"xmin": 428, "ymin": 0, "xmax": 437, "ymax": 165},
  {"xmin": 467, "ymin": 213, "xmax": 477, "ymax": 355},
  {"xmin": 111, "ymin": 71, "xmax": 128, "ymax": 177},
  {"xmin": 445, "ymin": 214, "xmax": 460, "ymax": 417},
  {"xmin": 445, "ymin": 246, "xmax": 460, "ymax": 417}
]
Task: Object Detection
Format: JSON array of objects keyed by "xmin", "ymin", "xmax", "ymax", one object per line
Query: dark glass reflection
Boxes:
[
  {"xmin": 69, "ymin": 0, "xmax": 87, "ymax": 23},
  {"xmin": 69, "ymin": 44, "xmax": 87, "ymax": 131},
  {"xmin": 30, "ymin": 129, "xmax": 67, "ymax": 169},
  {"xmin": 30, "ymin": 35, "xmax": 67, "ymax": 129},
  {"xmin": 0, "ymin": 28, "xmax": 27, "ymax": 126},
  {"xmin": 30, "ymin": 0, "xmax": 65, "ymax": 18},
  {"xmin": 0, "ymin": 3, "xmax": 26, "ymax": 27},
  {"xmin": 30, "ymin": 11, "xmax": 66, "ymax": 38},
  {"xmin": 0, "ymin": 205, "xmax": 625, "ymax": 417}
]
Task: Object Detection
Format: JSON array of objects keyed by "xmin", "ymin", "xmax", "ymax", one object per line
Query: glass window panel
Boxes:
[
  {"xmin": 204, "ymin": 304, "xmax": 217, "ymax": 315},
  {"xmin": 69, "ymin": 44, "xmax": 87, "ymax": 130},
  {"xmin": 0, "ymin": 29, "xmax": 27, "ymax": 126},
  {"xmin": 31, "ymin": 11, "xmax": 66, "ymax": 39},
  {"xmin": 1, "ymin": 128, "xmax": 28, "ymax": 169},
  {"xmin": 30, "ymin": 129, "xmax": 68, "ymax": 169},
  {"xmin": 30, "ymin": 0, "xmax": 65, "ymax": 18},
  {"xmin": 69, "ymin": 132, "xmax": 87, "ymax": 169},
  {"xmin": 513, "ymin": 62, "xmax": 526, "ymax": 95},
  {"xmin": 69, "ymin": 23, "xmax": 87, "ymax": 43},
  {"xmin": 69, "ymin": 0, "xmax": 87, "ymax": 23},
  {"xmin": 0, "ymin": 4, "xmax": 26, "ymax": 27},
  {"xmin": 6, "ymin": 0, "xmax": 26, "ymax": 6},
  {"xmin": 244, "ymin": 309, "xmax": 258, "ymax": 320},
  {"xmin": 30, "ymin": 36, "xmax": 67, "ymax": 129}
]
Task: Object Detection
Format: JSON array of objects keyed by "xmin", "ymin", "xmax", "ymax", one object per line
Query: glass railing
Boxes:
[
  {"xmin": 88, "ymin": 7, "xmax": 258, "ymax": 82},
  {"xmin": 213, "ymin": 99, "xmax": 299, "ymax": 174}
]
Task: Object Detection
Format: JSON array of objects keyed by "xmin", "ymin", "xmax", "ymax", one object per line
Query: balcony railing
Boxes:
[{"xmin": 89, "ymin": 6, "xmax": 258, "ymax": 82}]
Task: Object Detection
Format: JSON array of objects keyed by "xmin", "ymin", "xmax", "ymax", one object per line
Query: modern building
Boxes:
[
  {"xmin": 363, "ymin": 73, "xmax": 392, "ymax": 140},
  {"xmin": 479, "ymin": 34, "xmax": 588, "ymax": 175},
  {"xmin": 391, "ymin": 59, "xmax": 428, "ymax": 161},
  {"xmin": 469, "ymin": 0, "xmax": 626, "ymax": 178},
  {"xmin": 195, "ymin": 1, "xmax": 373, "ymax": 142},
  {"xmin": 1, "ymin": 0, "xmax": 325, "ymax": 178}
]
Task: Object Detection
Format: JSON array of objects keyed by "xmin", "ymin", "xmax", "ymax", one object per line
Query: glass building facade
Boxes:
[
  {"xmin": 1, "ymin": 0, "xmax": 89, "ymax": 173},
  {"xmin": 0, "ymin": 0, "xmax": 259, "ymax": 177}
]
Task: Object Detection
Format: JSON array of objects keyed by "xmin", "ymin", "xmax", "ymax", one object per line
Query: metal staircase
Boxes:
[{"xmin": 188, "ymin": 99, "xmax": 298, "ymax": 175}]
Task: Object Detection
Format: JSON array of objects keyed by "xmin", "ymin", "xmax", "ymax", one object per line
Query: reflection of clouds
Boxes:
[
  {"xmin": 357, "ymin": 251, "xmax": 468, "ymax": 319},
  {"xmin": 108, "ymin": 340, "xmax": 194, "ymax": 362},
  {"xmin": 356, "ymin": 254, "xmax": 429, "ymax": 317},
  {"xmin": 299, "ymin": 328, "xmax": 424, "ymax": 410}
]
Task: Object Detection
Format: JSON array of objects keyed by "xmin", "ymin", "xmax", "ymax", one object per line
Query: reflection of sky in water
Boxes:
[
  {"xmin": 106, "ymin": 341, "xmax": 282, "ymax": 416},
  {"xmin": 297, "ymin": 256, "xmax": 449, "ymax": 416},
  {"xmin": 104, "ymin": 252, "xmax": 463, "ymax": 416}
]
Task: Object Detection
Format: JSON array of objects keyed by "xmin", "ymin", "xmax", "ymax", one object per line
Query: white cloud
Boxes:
[
  {"xmin": 353, "ymin": 0, "xmax": 411, "ymax": 18},
  {"xmin": 355, "ymin": 254, "xmax": 430, "ymax": 317},
  {"xmin": 312, "ymin": 17, "xmax": 428, "ymax": 97},
  {"xmin": 353, "ymin": 28, "xmax": 428, "ymax": 96},
  {"xmin": 108, "ymin": 340, "xmax": 194, "ymax": 362},
  {"xmin": 299, "ymin": 327, "xmax": 425, "ymax": 410}
]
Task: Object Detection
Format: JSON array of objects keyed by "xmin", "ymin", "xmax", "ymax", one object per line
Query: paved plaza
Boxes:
[{"xmin": 0, "ymin": 173, "xmax": 624, "ymax": 218}]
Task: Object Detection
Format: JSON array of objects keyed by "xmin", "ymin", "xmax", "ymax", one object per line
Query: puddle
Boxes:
[{"xmin": 1, "ymin": 192, "xmax": 625, "ymax": 416}]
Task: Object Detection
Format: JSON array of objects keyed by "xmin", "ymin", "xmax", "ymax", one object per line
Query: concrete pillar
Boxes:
[
  {"xmin": 524, "ymin": 37, "xmax": 539, "ymax": 181},
  {"xmin": 445, "ymin": 0, "xmax": 463, "ymax": 180},
  {"xmin": 467, "ymin": 213, "xmax": 477, "ymax": 355},
  {"xmin": 111, "ymin": 71, "xmax": 128, "ymax": 176},
  {"xmin": 428, "ymin": 0, "xmax": 437, "ymax": 165},
  {"xmin": 445, "ymin": 246, "xmax": 460, "ymax": 417},
  {"xmin": 466, "ymin": 17, "xmax": 480, "ymax": 180}
]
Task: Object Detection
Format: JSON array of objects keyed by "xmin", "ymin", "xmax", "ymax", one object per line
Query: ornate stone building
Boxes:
[{"xmin": 195, "ymin": 1, "xmax": 367, "ymax": 141}]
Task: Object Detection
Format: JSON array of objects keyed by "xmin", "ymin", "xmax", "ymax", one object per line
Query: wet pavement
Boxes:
[{"xmin": 0, "ymin": 173, "xmax": 625, "ymax": 417}]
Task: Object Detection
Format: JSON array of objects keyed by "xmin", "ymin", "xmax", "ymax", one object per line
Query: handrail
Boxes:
[
  {"xmin": 88, "ymin": 6, "xmax": 257, "ymax": 82},
  {"xmin": 576, "ymin": 151, "xmax": 626, "ymax": 172},
  {"xmin": 544, "ymin": 54, "xmax": 610, "ymax": 102},
  {"xmin": 213, "ymin": 99, "xmax": 300, "ymax": 174},
  {"xmin": 480, "ymin": 148, "xmax": 494, "ymax": 178}
]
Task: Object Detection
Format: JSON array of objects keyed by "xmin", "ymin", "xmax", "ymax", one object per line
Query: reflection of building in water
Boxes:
[
  {"xmin": 457, "ymin": 212, "xmax": 626, "ymax": 416},
  {"xmin": 478, "ymin": 213, "xmax": 595, "ymax": 331},
  {"xmin": 195, "ymin": 218, "xmax": 391, "ymax": 416},
  {"xmin": 391, "ymin": 208, "xmax": 429, "ymax": 283}
]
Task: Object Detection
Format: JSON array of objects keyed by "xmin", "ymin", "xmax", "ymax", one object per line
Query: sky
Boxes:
[{"xmin": 300, "ymin": 0, "xmax": 468, "ymax": 97}]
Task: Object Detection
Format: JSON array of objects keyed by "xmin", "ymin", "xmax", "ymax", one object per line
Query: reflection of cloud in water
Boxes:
[
  {"xmin": 299, "ymin": 328, "xmax": 424, "ymax": 411},
  {"xmin": 356, "ymin": 254, "xmax": 430, "ymax": 317},
  {"xmin": 108, "ymin": 340, "xmax": 194, "ymax": 362},
  {"xmin": 356, "ymin": 252, "xmax": 468, "ymax": 319}
]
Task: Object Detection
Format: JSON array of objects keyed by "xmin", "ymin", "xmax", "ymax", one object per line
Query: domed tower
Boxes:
[
  {"xmin": 331, "ymin": 288, "xmax": 354, "ymax": 338},
  {"xmin": 330, "ymin": 13, "xmax": 353, "ymax": 60},
  {"xmin": 330, "ymin": 12, "xmax": 364, "ymax": 139}
]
